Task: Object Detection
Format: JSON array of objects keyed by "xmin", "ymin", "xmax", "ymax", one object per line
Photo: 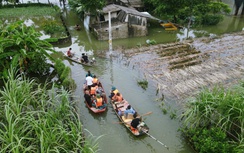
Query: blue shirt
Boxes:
[{"xmin": 124, "ymin": 107, "xmax": 135, "ymax": 116}]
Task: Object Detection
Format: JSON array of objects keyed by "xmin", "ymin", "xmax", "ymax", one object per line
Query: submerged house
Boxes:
[
  {"xmin": 90, "ymin": 4, "xmax": 159, "ymax": 40},
  {"xmin": 120, "ymin": 0, "xmax": 144, "ymax": 11}
]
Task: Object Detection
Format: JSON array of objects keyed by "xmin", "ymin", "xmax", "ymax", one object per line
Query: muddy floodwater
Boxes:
[{"xmin": 57, "ymin": 5, "xmax": 244, "ymax": 153}]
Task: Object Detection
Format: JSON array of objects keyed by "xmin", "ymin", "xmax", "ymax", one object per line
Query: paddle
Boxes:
[
  {"xmin": 141, "ymin": 111, "xmax": 152, "ymax": 116},
  {"xmin": 143, "ymin": 131, "xmax": 169, "ymax": 150},
  {"xmin": 113, "ymin": 111, "xmax": 152, "ymax": 124}
]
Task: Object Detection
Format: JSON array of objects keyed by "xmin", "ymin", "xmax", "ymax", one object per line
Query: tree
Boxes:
[
  {"xmin": 142, "ymin": 0, "xmax": 230, "ymax": 26},
  {"xmin": 68, "ymin": 0, "xmax": 106, "ymax": 16},
  {"xmin": 0, "ymin": 21, "xmax": 55, "ymax": 78}
]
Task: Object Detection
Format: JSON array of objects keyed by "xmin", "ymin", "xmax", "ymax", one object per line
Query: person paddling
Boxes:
[{"xmin": 67, "ymin": 48, "xmax": 73, "ymax": 57}]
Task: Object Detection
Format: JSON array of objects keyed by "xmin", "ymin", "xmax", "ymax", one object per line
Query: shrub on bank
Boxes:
[{"xmin": 181, "ymin": 84, "xmax": 244, "ymax": 153}]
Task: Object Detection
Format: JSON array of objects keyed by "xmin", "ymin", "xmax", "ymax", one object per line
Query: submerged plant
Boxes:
[{"xmin": 137, "ymin": 79, "xmax": 148, "ymax": 90}]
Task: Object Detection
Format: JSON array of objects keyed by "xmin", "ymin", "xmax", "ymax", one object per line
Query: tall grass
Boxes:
[
  {"xmin": 182, "ymin": 84, "xmax": 244, "ymax": 148},
  {"xmin": 0, "ymin": 67, "xmax": 99, "ymax": 152},
  {"xmin": 0, "ymin": 6, "xmax": 57, "ymax": 18}
]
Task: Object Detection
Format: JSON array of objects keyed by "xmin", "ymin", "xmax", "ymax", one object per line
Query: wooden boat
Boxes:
[
  {"xmin": 160, "ymin": 22, "xmax": 177, "ymax": 31},
  {"xmin": 83, "ymin": 82, "xmax": 108, "ymax": 114},
  {"xmin": 63, "ymin": 51, "xmax": 96, "ymax": 66},
  {"xmin": 110, "ymin": 93, "xmax": 149, "ymax": 136}
]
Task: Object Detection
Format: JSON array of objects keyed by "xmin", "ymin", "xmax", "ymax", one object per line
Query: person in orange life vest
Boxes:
[
  {"xmin": 67, "ymin": 48, "xmax": 73, "ymax": 57},
  {"xmin": 109, "ymin": 86, "xmax": 119, "ymax": 99},
  {"xmin": 113, "ymin": 92, "xmax": 123, "ymax": 102},
  {"xmin": 92, "ymin": 75, "xmax": 99, "ymax": 85},
  {"xmin": 95, "ymin": 94, "xmax": 103, "ymax": 108},
  {"xmin": 90, "ymin": 84, "xmax": 98, "ymax": 96}
]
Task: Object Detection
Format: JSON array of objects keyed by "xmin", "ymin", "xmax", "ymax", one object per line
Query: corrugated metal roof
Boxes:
[{"xmin": 102, "ymin": 4, "xmax": 160, "ymax": 21}]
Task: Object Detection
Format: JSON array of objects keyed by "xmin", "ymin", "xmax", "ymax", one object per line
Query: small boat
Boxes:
[
  {"xmin": 159, "ymin": 20, "xmax": 178, "ymax": 31},
  {"xmin": 83, "ymin": 82, "xmax": 108, "ymax": 114},
  {"xmin": 110, "ymin": 90, "xmax": 149, "ymax": 136},
  {"xmin": 63, "ymin": 51, "xmax": 96, "ymax": 66}
]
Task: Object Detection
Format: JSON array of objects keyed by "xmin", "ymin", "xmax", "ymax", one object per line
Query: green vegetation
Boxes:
[
  {"xmin": 0, "ymin": 67, "xmax": 98, "ymax": 152},
  {"xmin": 54, "ymin": 59, "xmax": 76, "ymax": 90},
  {"xmin": 143, "ymin": 0, "xmax": 231, "ymax": 26},
  {"xmin": 181, "ymin": 84, "xmax": 244, "ymax": 152},
  {"xmin": 41, "ymin": 19, "xmax": 66, "ymax": 37},
  {"xmin": 186, "ymin": 127, "xmax": 236, "ymax": 153},
  {"xmin": 137, "ymin": 79, "xmax": 148, "ymax": 90},
  {"xmin": 0, "ymin": 5, "xmax": 65, "ymax": 39},
  {"xmin": 146, "ymin": 39, "xmax": 157, "ymax": 45},
  {"xmin": 68, "ymin": 0, "xmax": 106, "ymax": 16},
  {"xmin": 194, "ymin": 31, "xmax": 211, "ymax": 38},
  {"xmin": 0, "ymin": 6, "xmax": 57, "ymax": 18},
  {"xmin": 0, "ymin": 21, "xmax": 55, "ymax": 78}
]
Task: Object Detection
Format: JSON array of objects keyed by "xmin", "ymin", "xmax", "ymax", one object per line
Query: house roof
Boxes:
[
  {"xmin": 120, "ymin": 0, "xmax": 144, "ymax": 7},
  {"xmin": 102, "ymin": 4, "xmax": 160, "ymax": 21}
]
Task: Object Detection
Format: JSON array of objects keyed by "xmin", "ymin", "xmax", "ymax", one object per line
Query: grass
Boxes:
[
  {"xmin": 0, "ymin": 67, "xmax": 98, "ymax": 152},
  {"xmin": 0, "ymin": 6, "xmax": 57, "ymax": 18},
  {"xmin": 0, "ymin": 5, "xmax": 66, "ymax": 38},
  {"xmin": 181, "ymin": 84, "xmax": 244, "ymax": 152}
]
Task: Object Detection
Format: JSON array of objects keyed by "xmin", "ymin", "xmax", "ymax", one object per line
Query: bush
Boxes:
[
  {"xmin": 42, "ymin": 20, "xmax": 65, "ymax": 36},
  {"xmin": 186, "ymin": 127, "xmax": 236, "ymax": 153},
  {"xmin": 27, "ymin": 53, "xmax": 50, "ymax": 75},
  {"xmin": 60, "ymin": 66, "xmax": 71, "ymax": 81},
  {"xmin": 62, "ymin": 78, "xmax": 76, "ymax": 90},
  {"xmin": 54, "ymin": 59, "xmax": 65, "ymax": 76},
  {"xmin": 202, "ymin": 14, "xmax": 224, "ymax": 25}
]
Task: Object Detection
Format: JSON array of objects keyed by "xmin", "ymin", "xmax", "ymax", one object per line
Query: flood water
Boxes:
[
  {"xmin": 10, "ymin": 0, "xmax": 244, "ymax": 152},
  {"xmin": 54, "ymin": 9, "xmax": 195, "ymax": 153},
  {"xmin": 53, "ymin": 3, "xmax": 243, "ymax": 152}
]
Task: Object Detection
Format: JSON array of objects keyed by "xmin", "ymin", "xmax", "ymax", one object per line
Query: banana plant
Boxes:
[{"xmin": 0, "ymin": 21, "xmax": 56, "ymax": 78}]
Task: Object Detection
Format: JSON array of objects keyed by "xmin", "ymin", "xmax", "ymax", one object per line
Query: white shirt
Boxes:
[{"xmin": 86, "ymin": 76, "xmax": 93, "ymax": 86}]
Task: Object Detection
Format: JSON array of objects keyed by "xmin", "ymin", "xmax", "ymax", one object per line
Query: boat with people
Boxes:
[
  {"xmin": 63, "ymin": 50, "xmax": 96, "ymax": 66},
  {"xmin": 83, "ymin": 76, "xmax": 108, "ymax": 114},
  {"xmin": 109, "ymin": 87, "xmax": 149, "ymax": 136}
]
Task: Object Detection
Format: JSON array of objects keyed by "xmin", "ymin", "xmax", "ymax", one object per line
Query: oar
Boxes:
[
  {"xmin": 141, "ymin": 111, "xmax": 152, "ymax": 117},
  {"xmin": 113, "ymin": 111, "xmax": 152, "ymax": 124},
  {"xmin": 143, "ymin": 131, "xmax": 169, "ymax": 150}
]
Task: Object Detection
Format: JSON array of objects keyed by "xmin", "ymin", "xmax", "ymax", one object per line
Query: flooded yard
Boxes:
[{"xmin": 116, "ymin": 31, "xmax": 244, "ymax": 103}]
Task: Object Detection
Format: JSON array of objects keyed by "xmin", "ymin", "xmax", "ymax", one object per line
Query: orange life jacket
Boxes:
[
  {"xmin": 93, "ymin": 78, "xmax": 98, "ymax": 84},
  {"xmin": 96, "ymin": 97, "xmax": 103, "ymax": 107},
  {"xmin": 90, "ymin": 86, "xmax": 97, "ymax": 95},
  {"xmin": 111, "ymin": 89, "xmax": 119, "ymax": 100},
  {"xmin": 116, "ymin": 94, "xmax": 123, "ymax": 102}
]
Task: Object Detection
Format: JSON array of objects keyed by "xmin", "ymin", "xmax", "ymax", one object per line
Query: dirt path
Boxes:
[{"xmin": 116, "ymin": 31, "xmax": 244, "ymax": 103}]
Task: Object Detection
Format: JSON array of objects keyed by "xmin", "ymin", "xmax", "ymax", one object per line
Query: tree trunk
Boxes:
[{"xmin": 234, "ymin": 0, "xmax": 244, "ymax": 15}]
